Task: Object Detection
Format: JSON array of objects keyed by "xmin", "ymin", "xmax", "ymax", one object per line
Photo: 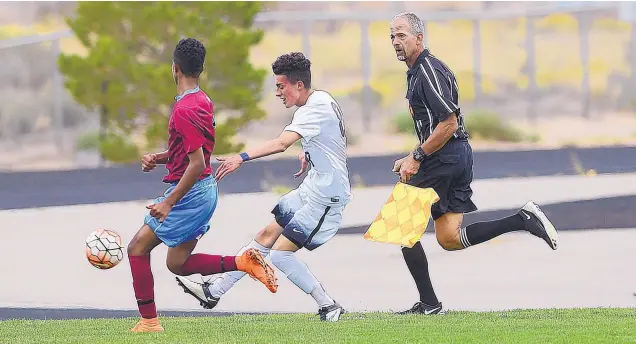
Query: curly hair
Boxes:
[
  {"xmin": 271, "ymin": 52, "xmax": 312, "ymax": 88},
  {"xmin": 173, "ymin": 38, "xmax": 206, "ymax": 78}
]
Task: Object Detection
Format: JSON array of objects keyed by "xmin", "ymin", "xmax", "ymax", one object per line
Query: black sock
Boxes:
[
  {"xmin": 460, "ymin": 213, "xmax": 526, "ymax": 248},
  {"xmin": 401, "ymin": 241, "xmax": 439, "ymax": 306}
]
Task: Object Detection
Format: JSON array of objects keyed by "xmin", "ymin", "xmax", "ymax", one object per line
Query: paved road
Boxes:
[
  {"xmin": 2, "ymin": 145, "xmax": 635, "ymax": 210},
  {"xmin": 2, "ymin": 173, "xmax": 636, "ymax": 320},
  {"xmin": 340, "ymin": 194, "xmax": 636, "ymax": 234},
  {"xmin": 1, "ymin": 229, "xmax": 635, "ymax": 320}
]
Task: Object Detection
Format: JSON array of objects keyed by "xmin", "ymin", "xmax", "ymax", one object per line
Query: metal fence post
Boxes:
[
  {"xmin": 579, "ymin": 13, "xmax": 591, "ymax": 119},
  {"xmin": 52, "ymin": 38, "xmax": 63, "ymax": 153},
  {"xmin": 473, "ymin": 19, "xmax": 482, "ymax": 101},
  {"xmin": 302, "ymin": 21, "xmax": 311, "ymax": 60},
  {"xmin": 526, "ymin": 16, "xmax": 537, "ymax": 123},
  {"xmin": 422, "ymin": 21, "xmax": 428, "ymax": 48},
  {"xmin": 360, "ymin": 20, "xmax": 371, "ymax": 132}
]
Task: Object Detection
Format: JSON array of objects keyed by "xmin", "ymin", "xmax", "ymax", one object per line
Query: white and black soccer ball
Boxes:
[{"xmin": 85, "ymin": 229, "xmax": 125, "ymax": 269}]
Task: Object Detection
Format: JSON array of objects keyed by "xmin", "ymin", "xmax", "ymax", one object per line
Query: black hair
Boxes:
[
  {"xmin": 173, "ymin": 38, "xmax": 206, "ymax": 78},
  {"xmin": 271, "ymin": 52, "xmax": 311, "ymax": 88}
]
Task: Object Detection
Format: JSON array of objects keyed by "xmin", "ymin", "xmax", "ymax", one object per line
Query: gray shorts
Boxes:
[{"xmin": 271, "ymin": 188, "xmax": 344, "ymax": 251}]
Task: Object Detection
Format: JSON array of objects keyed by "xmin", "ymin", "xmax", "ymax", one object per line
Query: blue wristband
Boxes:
[{"xmin": 239, "ymin": 152, "xmax": 250, "ymax": 162}]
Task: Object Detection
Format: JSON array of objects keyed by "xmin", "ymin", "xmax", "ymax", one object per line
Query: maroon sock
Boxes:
[
  {"xmin": 129, "ymin": 255, "xmax": 157, "ymax": 319},
  {"xmin": 180, "ymin": 254, "xmax": 238, "ymax": 276}
]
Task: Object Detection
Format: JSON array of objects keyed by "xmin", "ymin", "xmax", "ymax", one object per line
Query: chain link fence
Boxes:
[{"xmin": 0, "ymin": 2, "xmax": 632, "ymax": 170}]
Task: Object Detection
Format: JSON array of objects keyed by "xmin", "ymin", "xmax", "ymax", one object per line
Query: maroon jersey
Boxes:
[{"xmin": 163, "ymin": 88, "xmax": 215, "ymax": 183}]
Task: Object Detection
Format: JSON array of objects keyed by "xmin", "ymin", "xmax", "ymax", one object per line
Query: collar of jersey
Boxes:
[
  {"xmin": 175, "ymin": 86, "xmax": 200, "ymax": 102},
  {"xmin": 406, "ymin": 48, "xmax": 430, "ymax": 75}
]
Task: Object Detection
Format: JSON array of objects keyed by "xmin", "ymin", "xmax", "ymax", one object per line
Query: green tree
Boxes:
[{"xmin": 59, "ymin": 2, "xmax": 266, "ymax": 163}]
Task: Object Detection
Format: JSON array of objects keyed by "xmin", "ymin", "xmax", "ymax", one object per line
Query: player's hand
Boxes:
[
  {"xmin": 141, "ymin": 153, "xmax": 157, "ymax": 172},
  {"xmin": 392, "ymin": 156, "xmax": 408, "ymax": 175},
  {"xmin": 399, "ymin": 155, "xmax": 420, "ymax": 183},
  {"xmin": 146, "ymin": 201, "xmax": 173, "ymax": 222},
  {"xmin": 214, "ymin": 154, "xmax": 243, "ymax": 181},
  {"xmin": 294, "ymin": 152, "xmax": 309, "ymax": 178}
]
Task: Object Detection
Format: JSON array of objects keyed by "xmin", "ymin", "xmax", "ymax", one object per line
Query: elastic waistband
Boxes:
[{"xmin": 170, "ymin": 175, "xmax": 216, "ymax": 187}]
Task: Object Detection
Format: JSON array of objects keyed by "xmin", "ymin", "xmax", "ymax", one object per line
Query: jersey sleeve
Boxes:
[
  {"xmin": 172, "ymin": 106, "xmax": 207, "ymax": 153},
  {"xmin": 417, "ymin": 61, "xmax": 459, "ymax": 122},
  {"xmin": 284, "ymin": 106, "xmax": 321, "ymax": 139}
]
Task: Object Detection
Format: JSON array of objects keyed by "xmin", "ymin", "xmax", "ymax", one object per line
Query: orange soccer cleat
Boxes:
[
  {"xmin": 130, "ymin": 317, "xmax": 164, "ymax": 333},
  {"xmin": 236, "ymin": 248, "xmax": 278, "ymax": 293}
]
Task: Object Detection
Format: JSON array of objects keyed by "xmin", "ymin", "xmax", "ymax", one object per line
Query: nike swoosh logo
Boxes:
[
  {"xmin": 424, "ymin": 307, "xmax": 440, "ymax": 315},
  {"xmin": 521, "ymin": 211, "xmax": 531, "ymax": 220}
]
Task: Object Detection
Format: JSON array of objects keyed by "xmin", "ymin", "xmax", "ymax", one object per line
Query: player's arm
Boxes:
[
  {"xmin": 241, "ymin": 107, "xmax": 318, "ymax": 162},
  {"xmin": 214, "ymin": 131, "xmax": 301, "ymax": 181},
  {"xmin": 154, "ymin": 151, "xmax": 169, "ymax": 164},
  {"xmin": 416, "ymin": 61, "xmax": 459, "ymax": 156},
  {"xmin": 418, "ymin": 114, "xmax": 458, "ymax": 156},
  {"xmin": 243, "ymin": 130, "xmax": 302, "ymax": 161},
  {"xmin": 215, "ymin": 109, "xmax": 318, "ymax": 181}
]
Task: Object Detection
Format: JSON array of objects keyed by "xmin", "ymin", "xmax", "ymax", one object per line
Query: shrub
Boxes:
[
  {"xmin": 464, "ymin": 110, "xmax": 525, "ymax": 142},
  {"xmin": 392, "ymin": 111, "xmax": 415, "ymax": 135}
]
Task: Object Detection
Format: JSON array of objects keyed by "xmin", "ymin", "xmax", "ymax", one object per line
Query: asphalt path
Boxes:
[
  {"xmin": 339, "ymin": 194, "xmax": 636, "ymax": 234},
  {"xmin": 1, "ymin": 145, "xmax": 635, "ymax": 210},
  {"xmin": 2, "ymin": 229, "xmax": 636, "ymax": 320}
]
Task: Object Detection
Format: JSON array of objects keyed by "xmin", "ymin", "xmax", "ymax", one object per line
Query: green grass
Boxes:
[{"xmin": 1, "ymin": 309, "xmax": 635, "ymax": 344}]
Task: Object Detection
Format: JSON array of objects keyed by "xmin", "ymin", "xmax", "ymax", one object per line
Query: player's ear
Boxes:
[{"xmin": 416, "ymin": 32, "xmax": 424, "ymax": 46}]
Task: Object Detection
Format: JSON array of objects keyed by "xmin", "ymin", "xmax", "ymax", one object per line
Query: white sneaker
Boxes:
[
  {"xmin": 175, "ymin": 276, "xmax": 220, "ymax": 309},
  {"xmin": 519, "ymin": 201, "xmax": 559, "ymax": 250},
  {"xmin": 318, "ymin": 301, "xmax": 345, "ymax": 322}
]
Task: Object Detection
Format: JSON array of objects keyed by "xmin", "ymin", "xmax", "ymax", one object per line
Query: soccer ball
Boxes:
[{"xmin": 85, "ymin": 229, "xmax": 125, "ymax": 269}]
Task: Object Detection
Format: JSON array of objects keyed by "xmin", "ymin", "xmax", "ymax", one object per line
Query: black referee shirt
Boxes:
[{"xmin": 406, "ymin": 48, "xmax": 469, "ymax": 144}]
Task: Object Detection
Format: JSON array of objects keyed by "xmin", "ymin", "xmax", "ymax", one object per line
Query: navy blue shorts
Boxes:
[{"xmin": 406, "ymin": 139, "xmax": 478, "ymax": 220}]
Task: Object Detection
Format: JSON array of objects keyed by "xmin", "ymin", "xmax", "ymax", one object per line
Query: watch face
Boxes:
[{"xmin": 413, "ymin": 150, "xmax": 423, "ymax": 161}]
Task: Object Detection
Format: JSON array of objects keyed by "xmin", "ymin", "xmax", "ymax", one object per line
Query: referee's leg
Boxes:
[
  {"xmin": 398, "ymin": 241, "xmax": 444, "ymax": 315},
  {"xmin": 396, "ymin": 176, "xmax": 446, "ymax": 315},
  {"xmin": 432, "ymin": 141, "xmax": 558, "ymax": 251}
]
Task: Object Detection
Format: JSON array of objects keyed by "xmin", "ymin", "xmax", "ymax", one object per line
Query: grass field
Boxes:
[{"xmin": 1, "ymin": 309, "xmax": 635, "ymax": 344}]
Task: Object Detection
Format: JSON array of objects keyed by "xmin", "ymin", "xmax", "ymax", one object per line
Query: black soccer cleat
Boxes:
[
  {"xmin": 175, "ymin": 276, "xmax": 220, "ymax": 310},
  {"xmin": 518, "ymin": 201, "xmax": 559, "ymax": 250},
  {"xmin": 395, "ymin": 301, "xmax": 446, "ymax": 315},
  {"xmin": 318, "ymin": 301, "xmax": 345, "ymax": 322}
]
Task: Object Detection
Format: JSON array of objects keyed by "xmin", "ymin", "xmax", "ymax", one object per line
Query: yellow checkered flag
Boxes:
[{"xmin": 364, "ymin": 182, "xmax": 439, "ymax": 248}]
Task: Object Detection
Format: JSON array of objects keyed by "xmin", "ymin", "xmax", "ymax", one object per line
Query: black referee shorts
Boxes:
[{"xmin": 406, "ymin": 139, "xmax": 478, "ymax": 220}]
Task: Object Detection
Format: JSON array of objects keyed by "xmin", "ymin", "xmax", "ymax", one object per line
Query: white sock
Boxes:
[
  {"xmin": 269, "ymin": 250, "xmax": 333, "ymax": 308},
  {"xmin": 310, "ymin": 284, "xmax": 335, "ymax": 308},
  {"xmin": 207, "ymin": 240, "xmax": 271, "ymax": 298}
]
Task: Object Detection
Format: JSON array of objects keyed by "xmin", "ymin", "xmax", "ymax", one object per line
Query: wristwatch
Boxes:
[{"xmin": 412, "ymin": 147, "xmax": 427, "ymax": 162}]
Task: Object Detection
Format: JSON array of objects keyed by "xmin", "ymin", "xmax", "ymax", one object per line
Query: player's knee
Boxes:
[
  {"xmin": 436, "ymin": 232, "xmax": 461, "ymax": 251},
  {"xmin": 254, "ymin": 225, "xmax": 280, "ymax": 247},
  {"xmin": 166, "ymin": 260, "xmax": 186, "ymax": 276},
  {"xmin": 127, "ymin": 236, "xmax": 145, "ymax": 256},
  {"xmin": 254, "ymin": 228, "xmax": 270, "ymax": 242},
  {"xmin": 269, "ymin": 249, "xmax": 290, "ymax": 268}
]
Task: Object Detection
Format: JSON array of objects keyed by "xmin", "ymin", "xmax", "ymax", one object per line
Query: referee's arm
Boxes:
[{"xmin": 417, "ymin": 61, "xmax": 460, "ymax": 155}]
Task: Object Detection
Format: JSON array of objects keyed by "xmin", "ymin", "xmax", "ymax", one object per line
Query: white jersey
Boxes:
[{"xmin": 283, "ymin": 90, "xmax": 352, "ymax": 207}]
